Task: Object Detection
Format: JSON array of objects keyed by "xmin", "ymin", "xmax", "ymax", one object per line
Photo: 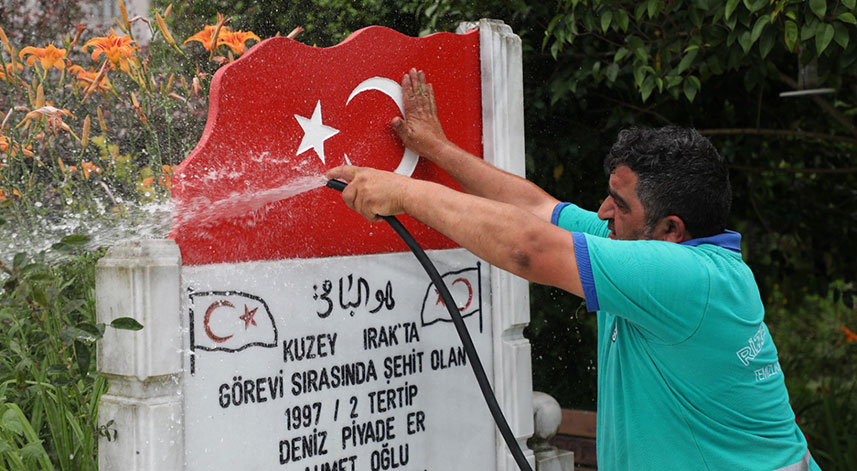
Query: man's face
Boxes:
[{"xmin": 596, "ymin": 165, "xmax": 652, "ymax": 240}]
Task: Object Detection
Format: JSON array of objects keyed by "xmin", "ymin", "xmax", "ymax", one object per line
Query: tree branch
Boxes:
[
  {"xmin": 777, "ymin": 73, "xmax": 857, "ymax": 138},
  {"xmin": 593, "ymin": 92, "xmax": 673, "ymax": 124},
  {"xmin": 698, "ymin": 127, "xmax": 857, "ymax": 147}
]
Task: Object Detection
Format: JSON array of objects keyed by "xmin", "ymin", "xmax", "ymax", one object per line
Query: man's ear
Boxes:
[{"xmin": 653, "ymin": 215, "xmax": 691, "ymax": 243}]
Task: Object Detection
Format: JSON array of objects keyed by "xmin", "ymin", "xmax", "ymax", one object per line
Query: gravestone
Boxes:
[{"xmin": 97, "ymin": 19, "xmax": 535, "ymax": 471}]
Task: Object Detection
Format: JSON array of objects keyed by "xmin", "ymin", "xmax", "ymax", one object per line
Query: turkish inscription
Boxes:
[{"xmin": 183, "ymin": 250, "xmax": 494, "ymax": 471}]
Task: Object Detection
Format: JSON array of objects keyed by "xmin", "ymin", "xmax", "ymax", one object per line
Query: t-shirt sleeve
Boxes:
[
  {"xmin": 573, "ymin": 232, "xmax": 710, "ymax": 344},
  {"xmin": 552, "ymin": 202, "xmax": 610, "ymax": 238}
]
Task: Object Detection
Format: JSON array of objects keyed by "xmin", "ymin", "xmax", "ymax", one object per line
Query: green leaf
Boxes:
[
  {"xmin": 75, "ymin": 341, "xmax": 91, "ymax": 376},
  {"xmin": 545, "ymin": 14, "xmax": 561, "ymax": 36},
  {"xmin": 725, "ymin": 0, "xmax": 741, "ymax": 20},
  {"xmin": 844, "ymin": 0, "xmax": 856, "ymax": 9},
  {"xmin": 2, "ymin": 408, "xmax": 25, "ymax": 435},
  {"xmin": 634, "ymin": 2, "xmax": 647, "ymax": 21},
  {"xmin": 801, "ymin": 19, "xmax": 818, "ymax": 42},
  {"xmin": 20, "ymin": 263, "xmax": 49, "ymax": 276},
  {"xmin": 677, "ymin": 49, "xmax": 698, "ymax": 73},
  {"xmin": 0, "ymin": 217, "xmax": 6, "ymax": 226},
  {"xmin": 61, "ymin": 325, "xmax": 99, "ymax": 343},
  {"xmin": 605, "ymin": 62, "xmax": 620, "ymax": 83},
  {"xmin": 666, "ymin": 74, "xmax": 683, "ymax": 88},
  {"xmin": 746, "ymin": 0, "xmax": 766, "ymax": 12},
  {"xmin": 110, "ymin": 317, "xmax": 144, "ymax": 331},
  {"xmin": 627, "ymin": 35, "xmax": 645, "ymax": 51},
  {"xmin": 60, "ymin": 234, "xmax": 90, "ymax": 246},
  {"xmin": 684, "ymin": 75, "xmax": 701, "ymax": 101},
  {"xmin": 616, "ymin": 9, "xmax": 630, "ymax": 31},
  {"xmin": 614, "ymin": 47, "xmax": 630, "ymax": 62},
  {"xmin": 633, "ymin": 62, "xmax": 647, "ymax": 86},
  {"xmin": 751, "ymin": 15, "xmax": 768, "ymax": 42},
  {"xmin": 77, "ymin": 321, "xmax": 105, "ymax": 339},
  {"xmin": 705, "ymin": 56, "xmax": 723, "ymax": 75},
  {"xmin": 834, "ymin": 22, "xmax": 850, "ymax": 48},
  {"xmin": 738, "ymin": 29, "xmax": 754, "ymax": 54},
  {"xmin": 838, "ymin": 12, "xmax": 857, "ymax": 25},
  {"xmin": 810, "ymin": 0, "xmax": 826, "ymax": 19},
  {"xmin": 689, "ymin": 8, "xmax": 704, "ymax": 27},
  {"xmin": 13, "ymin": 252, "xmax": 26, "ymax": 269},
  {"xmin": 19, "ymin": 441, "xmax": 46, "ymax": 460},
  {"xmin": 785, "ymin": 20, "xmax": 798, "ymax": 51},
  {"xmin": 26, "ymin": 273, "xmax": 52, "ymax": 281},
  {"xmin": 31, "ymin": 286, "xmax": 48, "ymax": 307},
  {"xmin": 640, "ymin": 76, "xmax": 656, "ymax": 102},
  {"xmin": 647, "ymin": 0, "xmax": 659, "ymax": 19},
  {"xmin": 817, "ymin": 23, "xmax": 835, "ymax": 54},
  {"xmin": 601, "ymin": 11, "xmax": 613, "ymax": 32},
  {"xmin": 759, "ymin": 27, "xmax": 776, "ymax": 58}
]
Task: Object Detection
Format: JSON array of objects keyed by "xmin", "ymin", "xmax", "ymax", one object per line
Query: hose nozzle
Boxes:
[{"xmin": 326, "ymin": 179, "xmax": 347, "ymax": 192}]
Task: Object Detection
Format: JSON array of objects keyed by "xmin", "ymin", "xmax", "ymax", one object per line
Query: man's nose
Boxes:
[{"xmin": 597, "ymin": 197, "xmax": 614, "ymax": 220}]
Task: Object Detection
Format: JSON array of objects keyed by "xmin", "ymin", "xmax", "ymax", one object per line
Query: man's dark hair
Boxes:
[{"xmin": 603, "ymin": 127, "xmax": 732, "ymax": 238}]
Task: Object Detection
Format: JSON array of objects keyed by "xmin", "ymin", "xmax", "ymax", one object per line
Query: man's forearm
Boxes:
[
  {"xmin": 424, "ymin": 139, "xmax": 559, "ymax": 221},
  {"xmin": 401, "ymin": 178, "xmax": 582, "ymax": 296}
]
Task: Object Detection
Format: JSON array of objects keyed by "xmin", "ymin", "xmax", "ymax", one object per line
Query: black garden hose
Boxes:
[{"xmin": 327, "ymin": 179, "xmax": 532, "ymax": 471}]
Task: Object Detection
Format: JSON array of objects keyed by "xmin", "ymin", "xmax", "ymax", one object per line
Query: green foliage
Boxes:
[
  {"xmin": 164, "ymin": 0, "xmax": 426, "ymax": 47},
  {"xmin": 544, "ymin": 0, "xmax": 857, "ymax": 103},
  {"xmin": 0, "ymin": 246, "xmax": 108, "ymax": 470},
  {"xmin": 765, "ymin": 281, "xmax": 857, "ymax": 471}
]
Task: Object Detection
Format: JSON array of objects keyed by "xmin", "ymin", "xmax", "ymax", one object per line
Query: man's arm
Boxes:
[
  {"xmin": 325, "ymin": 165, "xmax": 583, "ymax": 297},
  {"xmin": 391, "ymin": 68, "xmax": 560, "ymax": 222}
]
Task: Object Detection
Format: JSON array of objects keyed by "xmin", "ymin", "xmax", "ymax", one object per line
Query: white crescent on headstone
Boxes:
[{"xmin": 346, "ymin": 76, "xmax": 419, "ymax": 177}]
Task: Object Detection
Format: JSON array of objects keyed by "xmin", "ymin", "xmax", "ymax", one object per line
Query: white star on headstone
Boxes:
[{"xmin": 294, "ymin": 100, "xmax": 340, "ymax": 164}]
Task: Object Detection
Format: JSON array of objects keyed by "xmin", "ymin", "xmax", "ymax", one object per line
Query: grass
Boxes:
[{"xmin": 0, "ymin": 245, "xmax": 107, "ymax": 469}]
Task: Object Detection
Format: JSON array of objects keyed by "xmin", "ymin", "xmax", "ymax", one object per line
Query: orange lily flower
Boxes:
[
  {"xmin": 216, "ymin": 30, "xmax": 261, "ymax": 55},
  {"xmin": 68, "ymin": 23, "xmax": 87, "ymax": 52},
  {"xmin": 842, "ymin": 325, "xmax": 857, "ymax": 343},
  {"xmin": 141, "ymin": 176, "xmax": 155, "ymax": 188},
  {"xmin": 80, "ymin": 161, "xmax": 102, "ymax": 179},
  {"xmin": 83, "ymin": 28, "xmax": 139, "ymax": 75},
  {"xmin": 159, "ymin": 164, "xmax": 176, "ymax": 190},
  {"xmin": 183, "ymin": 24, "xmax": 227, "ymax": 51},
  {"xmin": 0, "ymin": 134, "xmax": 29, "ymax": 158},
  {"xmin": 18, "ymin": 105, "xmax": 76, "ymax": 136},
  {"xmin": 19, "ymin": 44, "xmax": 69, "ymax": 71},
  {"xmin": 69, "ymin": 64, "xmax": 112, "ymax": 93},
  {"xmin": 155, "ymin": 11, "xmax": 183, "ymax": 54},
  {"xmin": 0, "ymin": 62, "xmax": 23, "ymax": 81},
  {"xmin": 0, "ymin": 188, "xmax": 22, "ymax": 200}
]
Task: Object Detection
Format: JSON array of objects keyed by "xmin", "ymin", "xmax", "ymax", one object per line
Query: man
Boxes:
[{"xmin": 326, "ymin": 69, "xmax": 819, "ymax": 470}]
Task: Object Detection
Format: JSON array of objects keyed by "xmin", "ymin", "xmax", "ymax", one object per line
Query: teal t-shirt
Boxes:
[{"xmin": 552, "ymin": 203, "xmax": 819, "ymax": 471}]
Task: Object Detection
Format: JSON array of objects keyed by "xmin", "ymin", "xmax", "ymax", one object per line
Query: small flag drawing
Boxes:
[
  {"xmin": 420, "ymin": 263, "xmax": 482, "ymax": 333},
  {"xmin": 188, "ymin": 290, "xmax": 278, "ymax": 353}
]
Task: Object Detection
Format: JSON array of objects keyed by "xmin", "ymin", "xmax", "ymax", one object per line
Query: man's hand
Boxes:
[
  {"xmin": 391, "ymin": 68, "xmax": 449, "ymax": 159},
  {"xmin": 325, "ymin": 165, "xmax": 411, "ymax": 222}
]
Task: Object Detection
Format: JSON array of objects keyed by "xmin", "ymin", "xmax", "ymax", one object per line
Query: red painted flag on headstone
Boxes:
[{"xmin": 170, "ymin": 27, "xmax": 483, "ymax": 265}]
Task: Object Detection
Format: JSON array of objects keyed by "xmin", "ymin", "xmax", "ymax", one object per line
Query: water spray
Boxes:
[{"xmin": 326, "ymin": 179, "xmax": 533, "ymax": 471}]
